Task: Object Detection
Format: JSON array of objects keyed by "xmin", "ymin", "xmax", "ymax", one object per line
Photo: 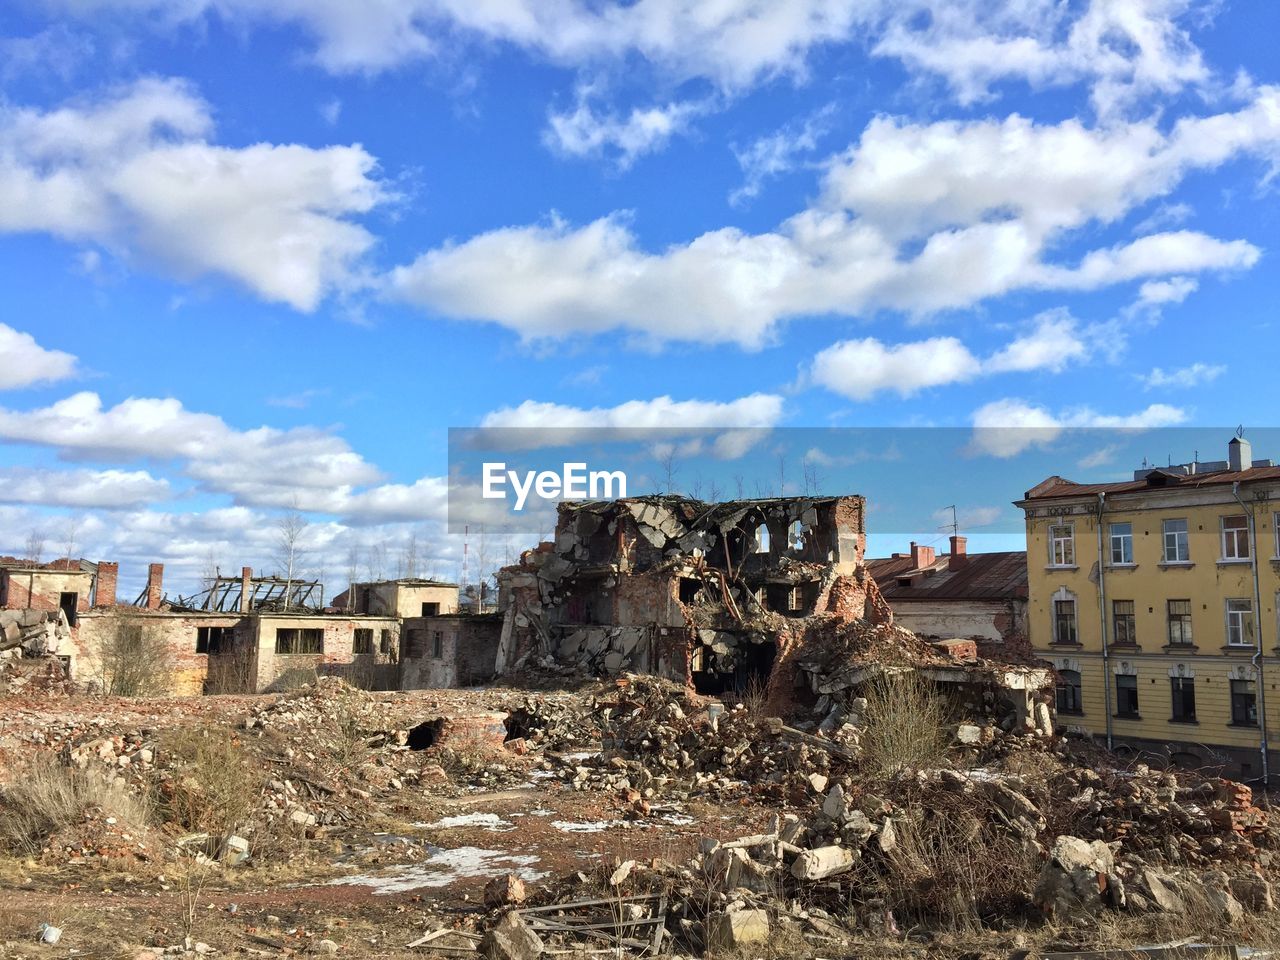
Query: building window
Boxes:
[
  {"xmin": 353, "ymin": 627, "xmax": 374, "ymax": 654},
  {"xmin": 1115, "ymin": 674, "xmax": 1139, "ymax": 718},
  {"xmin": 1274, "ymin": 513, "xmax": 1280, "ymax": 558},
  {"xmin": 1170, "ymin": 677, "xmax": 1196, "ymax": 722},
  {"xmin": 380, "ymin": 629, "xmax": 392, "ymax": 655},
  {"xmin": 1226, "ymin": 599, "xmax": 1256, "ymax": 647},
  {"xmin": 275, "ymin": 627, "xmax": 323, "ymax": 655},
  {"xmin": 1221, "ymin": 515, "xmax": 1250, "ymax": 560},
  {"xmin": 1053, "ymin": 598, "xmax": 1078, "ymax": 645},
  {"xmin": 1162, "ymin": 518, "xmax": 1189, "ymax": 562},
  {"xmin": 1109, "ymin": 522, "xmax": 1133, "ymax": 564},
  {"xmin": 1112, "ymin": 600, "xmax": 1136, "ymax": 645},
  {"xmin": 1167, "ymin": 600, "xmax": 1193, "ymax": 646},
  {"xmin": 753, "ymin": 523, "xmax": 770, "ymax": 553},
  {"xmin": 59, "ymin": 591, "xmax": 79, "ymax": 628},
  {"xmin": 787, "ymin": 521, "xmax": 804, "ymax": 551},
  {"xmin": 1231, "ymin": 679, "xmax": 1258, "ymax": 726},
  {"xmin": 196, "ymin": 625, "xmax": 233, "ymax": 654},
  {"xmin": 432, "ymin": 631, "xmax": 443, "ymax": 658},
  {"xmin": 1056, "ymin": 669, "xmax": 1083, "ymax": 715},
  {"xmin": 421, "ymin": 602, "xmax": 440, "ymax": 616},
  {"xmin": 1049, "ymin": 524, "xmax": 1075, "ymax": 566}
]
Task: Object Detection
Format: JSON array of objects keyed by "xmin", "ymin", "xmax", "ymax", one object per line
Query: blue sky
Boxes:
[{"xmin": 1, "ymin": 1, "xmax": 1277, "ymax": 597}]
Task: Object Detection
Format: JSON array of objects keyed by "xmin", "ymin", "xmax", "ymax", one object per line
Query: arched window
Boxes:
[
  {"xmin": 1055, "ymin": 669, "xmax": 1082, "ymax": 715},
  {"xmin": 754, "ymin": 523, "xmax": 770, "ymax": 553}
]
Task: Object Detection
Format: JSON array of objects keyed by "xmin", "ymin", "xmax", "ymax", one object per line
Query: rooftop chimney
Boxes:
[
  {"xmin": 94, "ymin": 561, "xmax": 118, "ymax": 607},
  {"xmin": 1229, "ymin": 434, "xmax": 1252, "ymax": 472},
  {"xmin": 240, "ymin": 566, "xmax": 252, "ymax": 613},
  {"xmin": 144, "ymin": 563, "xmax": 164, "ymax": 610},
  {"xmin": 949, "ymin": 535, "xmax": 968, "ymax": 571},
  {"xmin": 909, "ymin": 541, "xmax": 935, "ymax": 569}
]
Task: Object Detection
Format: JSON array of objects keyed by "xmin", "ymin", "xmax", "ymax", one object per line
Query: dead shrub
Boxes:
[
  {"xmin": 858, "ymin": 670, "xmax": 953, "ymax": 780},
  {"xmin": 204, "ymin": 647, "xmax": 256, "ymax": 694},
  {"xmin": 267, "ymin": 664, "xmax": 320, "ymax": 692},
  {"xmin": 157, "ymin": 727, "xmax": 257, "ymax": 846},
  {"xmin": 0, "ymin": 755, "xmax": 151, "ymax": 855},
  {"xmin": 95, "ymin": 612, "xmax": 174, "ymax": 697},
  {"xmin": 857, "ymin": 787, "xmax": 1038, "ymax": 931}
]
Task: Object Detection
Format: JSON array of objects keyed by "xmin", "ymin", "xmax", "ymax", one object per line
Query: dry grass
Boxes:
[
  {"xmin": 0, "ymin": 755, "xmax": 152, "ymax": 856},
  {"xmin": 156, "ymin": 727, "xmax": 257, "ymax": 847},
  {"xmin": 96, "ymin": 612, "xmax": 175, "ymax": 697},
  {"xmin": 858, "ymin": 670, "xmax": 953, "ymax": 780}
]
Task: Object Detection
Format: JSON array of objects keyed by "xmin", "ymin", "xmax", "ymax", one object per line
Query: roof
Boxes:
[
  {"xmin": 1020, "ymin": 466, "xmax": 1280, "ymax": 501},
  {"xmin": 866, "ymin": 551, "xmax": 1027, "ymax": 601}
]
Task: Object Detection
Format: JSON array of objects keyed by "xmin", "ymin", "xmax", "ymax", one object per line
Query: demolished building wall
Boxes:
[{"xmin": 400, "ymin": 614, "xmax": 502, "ymax": 689}]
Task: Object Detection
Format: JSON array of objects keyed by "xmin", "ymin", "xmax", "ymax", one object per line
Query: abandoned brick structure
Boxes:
[{"xmin": 496, "ymin": 496, "xmax": 889, "ymax": 691}]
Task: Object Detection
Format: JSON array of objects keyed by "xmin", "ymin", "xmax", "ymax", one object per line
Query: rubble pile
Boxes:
[{"xmin": 502, "ymin": 696, "xmax": 599, "ymax": 752}]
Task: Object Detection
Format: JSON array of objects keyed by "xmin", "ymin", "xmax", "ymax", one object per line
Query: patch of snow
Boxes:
[
  {"xmin": 658, "ymin": 813, "xmax": 695, "ymax": 826},
  {"xmin": 416, "ymin": 813, "xmax": 514, "ymax": 832},
  {"xmin": 329, "ymin": 847, "xmax": 546, "ymax": 895},
  {"xmin": 551, "ymin": 820, "xmax": 623, "ymax": 833}
]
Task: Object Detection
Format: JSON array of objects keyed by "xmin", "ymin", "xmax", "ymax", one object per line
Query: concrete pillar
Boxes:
[
  {"xmin": 145, "ymin": 563, "xmax": 164, "ymax": 609},
  {"xmin": 94, "ymin": 561, "xmax": 118, "ymax": 607},
  {"xmin": 240, "ymin": 566, "xmax": 252, "ymax": 613}
]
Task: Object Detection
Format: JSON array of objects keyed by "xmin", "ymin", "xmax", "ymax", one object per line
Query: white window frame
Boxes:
[
  {"xmin": 1226, "ymin": 598, "xmax": 1256, "ymax": 648},
  {"xmin": 1162, "ymin": 518, "xmax": 1190, "ymax": 563},
  {"xmin": 1109, "ymin": 522, "xmax": 1133, "ymax": 565},
  {"xmin": 1273, "ymin": 512, "xmax": 1280, "ymax": 559},
  {"xmin": 1221, "ymin": 514, "xmax": 1250, "ymax": 561},
  {"xmin": 1049, "ymin": 523, "xmax": 1075, "ymax": 567}
]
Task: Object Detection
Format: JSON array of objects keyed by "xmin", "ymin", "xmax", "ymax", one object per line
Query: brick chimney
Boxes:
[
  {"xmin": 909, "ymin": 541, "xmax": 935, "ymax": 569},
  {"xmin": 949, "ymin": 535, "xmax": 968, "ymax": 570},
  {"xmin": 94, "ymin": 561, "xmax": 118, "ymax": 608},
  {"xmin": 144, "ymin": 563, "xmax": 164, "ymax": 609},
  {"xmin": 240, "ymin": 566, "xmax": 252, "ymax": 613}
]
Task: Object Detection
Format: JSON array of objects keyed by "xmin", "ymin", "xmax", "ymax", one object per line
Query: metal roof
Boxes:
[
  {"xmin": 1020, "ymin": 466, "xmax": 1280, "ymax": 501},
  {"xmin": 866, "ymin": 550, "xmax": 1028, "ymax": 601}
]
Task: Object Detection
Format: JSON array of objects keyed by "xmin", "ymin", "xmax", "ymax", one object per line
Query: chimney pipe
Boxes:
[
  {"xmin": 909, "ymin": 541, "xmax": 935, "ymax": 569},
  {"xmin": 1229, "ymin": 435, "xmax": 1252, "ymax": 472},
  {"xmin": 240, "ymin": 566, "xmax": 252, "ymax": 613},
  {"xmin": 94, "ymin": 561, "xmax": 118, "ymax": 608},
  {"xmin": 144, "ymin": 563, "xmax": 164, "ymax": 610},
  {"xmin": 949, "ymin": 535, "xmax": 968, "ymax": 570}
]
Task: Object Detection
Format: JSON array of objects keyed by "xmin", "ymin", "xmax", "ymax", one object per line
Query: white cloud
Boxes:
[
  {"xmin": 545, "ymin": 92, "xmax": 708, "ymax": 168},
  {"xmin": 731, "ymin": 104, "xmax": 835, "ymax": 205},
  {"xmin": 0, "ymin": 325, "xmax": 78, "ymax": 389},
  {"xmin": 985, "ymin": 310, "xmax": 1090, "ymax": 374},
  {"xmin": 392, "ymin": 87, "xmax": 1280, "ymax": 347},
  {"xmin": 0, "ymin": 78, "xmax": 387, "ymax": 310},
  {"xmin": 1140, "ymin": 362, "xmax": 1226, "ymax": 390},
  {"xmin": 968, "ymin": 397, "xmax": 1187, "ymax": 457},
  {"xmin": 810, "ymin": 336, "xmax": 979, "ymax": 401},
  {"xmin": 1137, "ymin": 276, "xmax": 1198, "ymax": 305},
  {"xmin": 0, "ymin": 467, "xmax": 170, "ymax": 508}
]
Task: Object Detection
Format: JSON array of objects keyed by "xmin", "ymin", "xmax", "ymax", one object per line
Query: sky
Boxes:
[{"xmin": 1, "ymin": 0, "xmax": 1278, "ymax": 599}]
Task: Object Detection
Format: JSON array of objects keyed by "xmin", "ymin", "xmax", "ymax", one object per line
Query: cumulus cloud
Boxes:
[
  {"xmin": 0, "ymin": 77, "xmax": 387, "ymax": 310},
  {"xmin": 1140, "ymin": 362, "xmax": 1226, "ymax": 390},
  {"xmin": 545, "ymin": 92, "xmax": 709, "ymax": 168},
  {"xmin": 968, "ymin": 397, "xmax": 1187, "ymax": 458},
  {"xmin": 731, "ymin": 104, "xmax": 835, "ymax": 205},
  {"xmin": 391, "ymin": 88, "xmax": 1280, "ymax": 347},
  {"xmin": 0, "ymin": 467, "xmax": 169, "ymax": 508},
  {"xmin": 0, "ymin": 325, "xmax": 78, "ymax": 389},
  {"xmin": 810, "ymin": 337, "xmax": 979, "ymax": 401}
]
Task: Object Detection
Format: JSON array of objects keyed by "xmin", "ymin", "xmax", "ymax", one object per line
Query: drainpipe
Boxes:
[
  {"xmin": 1096, "ymin": 493, "xmax": 1114, "ymax": 751},
  {"xmin": 1233, "ymin": 481, "xmax": 1269, "ymax": 786}
]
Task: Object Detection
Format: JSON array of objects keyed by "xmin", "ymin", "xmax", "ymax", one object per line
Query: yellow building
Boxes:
[{"xmin": 1016, "ymin": 436, "xmax": 1280, "ymax": 783}]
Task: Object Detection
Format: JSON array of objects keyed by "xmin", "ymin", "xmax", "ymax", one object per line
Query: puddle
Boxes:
[
  {"xmin": 416, "ymin": 813, "xmax": 515, "ymax": 832},
  {"xmin": 329, "ymin": 847, "xmax": 547, "ymax": 894},
  {"xmin": 551, "ymin": 820, "xmax": 624, "ymax": 833}
]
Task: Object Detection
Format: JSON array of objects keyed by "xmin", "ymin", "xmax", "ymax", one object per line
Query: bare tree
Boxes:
[
  {"xmin": 707, "ymin": 479, "xmax": 723, "ymax": 503},
  {"xmin": 24, "ymin": 530, "xmax": 45, "ymax": 564},
  {"xmin": 657, "ymin": 448, "xmax": 679, "ymax": 495},
  {"xmin": 62, "ymin": 518, "xmax": 81, "ymax": 561},
  {"xmin": 473, "ymin": 525, "xmax": 491, "ymax": 611},
  {"xmin": 802, "ymin": 460, "xmax": 823, "ymax": 496},
  {"xmin": 345, "ymin": 542, "xmax": 360, "ymax": 610},
  {"xmin": 777, "ymin": 455, "xmax": 786, "ymax": 498},
  {"xmin": 401, "ymin": 531, "xmax": 419, "ymax": 579},
  {"xmin": 733, "ymin": 474, "xmax": 745, "ymax": 499},
  {"xmin": 200, "ymin": 548, "xmax": 220, "ymax": 590},
  {"xmin": 689, "ymin": 475, "xmax": 704, "ymax": 499},
  {"xmin": 366, "ymin": 541, "xmax": 386, "ymax": 581},
  {"xmin": 274, "ymin": 503, "xmax": 308, "ymax": 610}
]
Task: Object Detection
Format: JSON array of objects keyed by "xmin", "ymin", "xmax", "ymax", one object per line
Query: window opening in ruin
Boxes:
[
  {"xmin": 422, "ymin": 602, "xmax": 440, "ymax": 616},
  {"xmin": 59, "ymin": 591, "xmax": 78, "ymax": 628},
  {"xmin": 787, "ymin": 521, "xmax": 804, "ymax": 551},
  {"xmin": 380, "ymin": 628, "xmax": 392, "ymax": 654},
  {"xmin": 432, "ymin": 631, "xmax": 443, "ymax": 658},
  {"xmin": 753, "ymin": 524, "xmax": 770, "ymax": 552},
  {"xmin": 679, "ymin": 577, "xmax": 701, "ymax": 604},
  {"xmin": 275, "ymin": 627, "xmax": 323, "ymax": 654},
  {"xmin": 407, "ymin": 718, "xmax": 444, "ymax": 750},
  {"xmin": 353, "ymin": 627, "xmax": 374, "ymax": 654},
  {"xmin": 196, "ymin": 625, "xmax": 234, "ymax": 654}
]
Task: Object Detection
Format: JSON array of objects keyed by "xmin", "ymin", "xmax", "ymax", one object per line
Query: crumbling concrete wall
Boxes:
[
  {"xmin": 400, "ymin": 615, "xmax": 501, "ymax": 689},
  {"xmin": 252, "ymin": 615, "xmax": 400, "ymax": 692},
  {"xmin": 887, "ymin": 598, "xmax": 1028, "ymax": 644},
  {"xmin": 0, "ymin": 567, "xmax": 95, "ymax": 615},
  {"xmin": 74, "ymin": 610, "xmax": 247, "ymax": 696},
  {"xmin": 343, "ymin": 581, "xmax": 458, "ymax": 618}
]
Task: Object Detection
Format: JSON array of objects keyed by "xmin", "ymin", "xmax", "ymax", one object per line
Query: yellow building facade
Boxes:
[{"xmin": 1016, "ymin": 438, "xmax": 1280, "ymax": 782}]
